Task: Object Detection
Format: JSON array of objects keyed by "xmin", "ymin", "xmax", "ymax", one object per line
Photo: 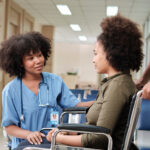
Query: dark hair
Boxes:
[
  {"xmin": 98, "ymin": 15, "xmax": 143, "ymax": 72},
  {"xmin": 0, "ymin": 32, "xmax": 51, "ymax": 77}
]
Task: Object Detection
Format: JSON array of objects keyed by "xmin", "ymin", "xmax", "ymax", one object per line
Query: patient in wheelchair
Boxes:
[{"xmin": 46, "ymin": 15, "xmax": 143, "ymax": 149}]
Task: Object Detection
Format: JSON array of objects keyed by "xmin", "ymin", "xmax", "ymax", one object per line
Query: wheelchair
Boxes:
[{"xmin": 51, "ymin": 90, "xmax": 142, "ymax": 150}]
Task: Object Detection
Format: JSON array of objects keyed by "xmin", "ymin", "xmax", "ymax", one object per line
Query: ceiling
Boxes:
[{"xmin": 13, "ymin": 0, "xmax": 150, "ymax": 44}]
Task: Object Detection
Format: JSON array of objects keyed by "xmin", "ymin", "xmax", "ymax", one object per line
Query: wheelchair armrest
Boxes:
[
  {"xmin": 51, "ymin": 124, "xmax": 112, "ymax": 150},
  {"xmin": 63, "ymin": 107, "xmax": 89, "ymax": 112},
  {"xmin": 57, "ymin": 123, "xmax": 110, "ymax": 134},
  {"xmin": 40, "ymin": 128, "xmax": 53, "ymax": 132},
  {"xmin": 60, "ymin": 107, "xmax": 89, "ymax": 124}
]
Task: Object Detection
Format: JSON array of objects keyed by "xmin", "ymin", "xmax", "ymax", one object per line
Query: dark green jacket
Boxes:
[{"xmin": 81, "ymin": 72, "xmax": 137, "ymax": 150}]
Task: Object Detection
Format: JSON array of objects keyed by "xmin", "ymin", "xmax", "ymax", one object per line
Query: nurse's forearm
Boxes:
[
  {"xmin": 5, "ymin": 125, "xmax": 32, "ymax": 139},
  {"xmin": 76, "ymin": 101, "xmax": 95, "ymax": 107}
]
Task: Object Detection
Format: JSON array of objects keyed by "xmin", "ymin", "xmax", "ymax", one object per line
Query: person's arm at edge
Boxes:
[
  {"xmin": 136, "ymin": 63, "xmax": 150, "ymax": 89},
  {"xmin": 142, "ymin": 82, "xmax": 150, "ymax": 100}
]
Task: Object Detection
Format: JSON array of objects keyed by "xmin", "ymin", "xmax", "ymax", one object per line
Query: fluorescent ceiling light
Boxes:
[
  {"xmin": 106, "ymin": 6, "xmax": 118, "ymax": 16},
  {"xmin": 56, "ymin": 5, "xmax": 72, "ymax": 15},
  {"xmin": 78, "ymin": 36, "xmax": 87, "ymax": 41},
  {"xmin": 70, "ymin": 24, "xmax": 81, "ymax": 31}
]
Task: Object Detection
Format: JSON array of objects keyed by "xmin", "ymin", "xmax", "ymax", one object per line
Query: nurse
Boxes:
[{"xmin": 0, "ymin": 32, "xmax": 93, "ymax": 149}]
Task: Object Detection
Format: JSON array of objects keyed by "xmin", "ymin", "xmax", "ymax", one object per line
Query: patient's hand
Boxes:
[
  {"xmin": 46, "ymin": 128, "xmax": 69, "ymax": 142},
  {"xmin": 46, "ymin": 128, "xmax": 57, "ymax": 142},
  {"xmin": 26, "ymin": 131, "xmax": 45, "ymax": 145}
]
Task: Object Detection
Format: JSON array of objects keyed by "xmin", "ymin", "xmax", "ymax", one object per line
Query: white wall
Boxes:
[
  {"xmin": 34, "ymin": 20, "xmax": 42, "ymax": 32},
  {"xmin": 53, "ymin": 42, "xmax": 98, "ymax": 86},
  {"xmin": 78, "ymin": 44, "xmax": 97, "ymax": 84}
]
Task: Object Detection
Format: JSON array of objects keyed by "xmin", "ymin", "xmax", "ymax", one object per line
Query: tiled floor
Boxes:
[
  {"xmin": 0, "ymin": 127, "xmax": 9, "ymax": 150},
  {"xmin": 136, "ymin": 130, "xmax": 150, "ymax": 149}
]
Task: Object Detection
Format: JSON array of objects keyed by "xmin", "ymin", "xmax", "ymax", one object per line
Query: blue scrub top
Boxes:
[{"xmin": 1, "ymin": 72, "xmax": 79, "ymax": 149}]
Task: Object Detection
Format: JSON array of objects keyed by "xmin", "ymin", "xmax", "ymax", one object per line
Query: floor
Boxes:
[
  {"xmin": 136, "ymin": 130, "xmax": 150, "ymax": 149},
  {"xmin": 0, "ymin": 127, "xmax": 9, "ymax": 150}
]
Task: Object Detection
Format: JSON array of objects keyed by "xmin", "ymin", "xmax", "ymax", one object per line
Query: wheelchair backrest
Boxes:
[{"xmin": 121, "ymin": 91, "xmax": 142, "ymax": 150}]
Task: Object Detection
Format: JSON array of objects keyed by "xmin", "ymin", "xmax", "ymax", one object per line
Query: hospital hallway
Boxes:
[{"xmin": 0, "ymin": 0, "xmax": 150, "ymax": 150}]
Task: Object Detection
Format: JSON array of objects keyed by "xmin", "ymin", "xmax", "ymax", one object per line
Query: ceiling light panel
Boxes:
[
  {"xmin": 78, "ymin": 36, "xmax": 87, "ymax": 41},
  {"xmin": 70, "ymin": 24, "xmax": 81, "ymax": 31},
  {"xmin": 56, "ymin": 4, "xmax": 72, "ymax": 15},
  {"xmin": 106, "ymin": 6, "xmax": 118, "ymax": 16}
]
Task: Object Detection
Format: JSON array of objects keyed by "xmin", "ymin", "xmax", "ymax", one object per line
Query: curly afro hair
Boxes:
[
  {"xmin": 0, "ymin": 31, "xmax": 51, "ymax": 77},
  {"xmin": 98, "ymin": 15, "xmax": 143, "ymax": 72}
]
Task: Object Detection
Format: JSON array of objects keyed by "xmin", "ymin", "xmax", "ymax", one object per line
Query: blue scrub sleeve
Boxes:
[
  {"xmin": 59, "ymin": 80, "xmax": 79, "ymax": 108},
  {"xmin": 1, "ymin": 88, "xmax": 20, "ymax": 127}
]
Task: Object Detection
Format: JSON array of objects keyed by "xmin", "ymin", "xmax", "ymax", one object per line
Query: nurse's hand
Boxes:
[{"xmin": 26, "ymin": 131, "xmax": 45, "ymax": 145}]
